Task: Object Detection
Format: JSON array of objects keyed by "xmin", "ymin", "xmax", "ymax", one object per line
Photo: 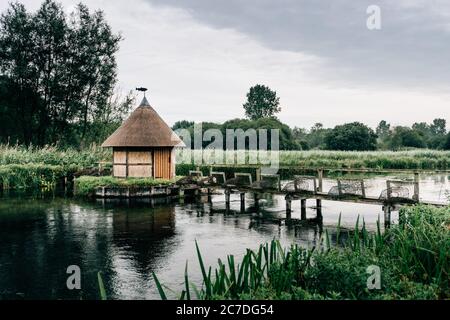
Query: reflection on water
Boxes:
[{"xmin": 0, "ymin": 174, "xmax": 448, "ymax": 300}]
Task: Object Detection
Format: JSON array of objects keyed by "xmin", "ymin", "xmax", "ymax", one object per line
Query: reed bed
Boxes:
[
  {"xmin": 0, "ymin": 144, "xmax": 110, "ymax": 167},
  {"xmin": 1, "ymin": 144, "xmax": 449, "ymax": 190},
  {"xmin": 152, "ymin": 205, "xmax": 449, "ymax": 300},
  {"xmin": 176, "ymin": 149, "xmax": 450, "ymax": 170},
  {"xmin": 0, "ymin": 144, "xmax": 110, "ymax": 190}
]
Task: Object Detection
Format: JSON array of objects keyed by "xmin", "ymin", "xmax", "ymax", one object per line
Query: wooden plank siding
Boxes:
[
  {"xmin": 112, "ymin": 147, "xmax": 173, "ymax": 179},
  {"xmin": 153, "ymin": 148, "xmax": 172, "ymax": 179},
  {"xmin": 113, "ymin": 148, "xmax": 153, "ymax": 178}
]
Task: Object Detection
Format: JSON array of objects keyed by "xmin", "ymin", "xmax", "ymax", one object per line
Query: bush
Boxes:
[
  {"xmin": 0, "ymin": 163, "xmax": 70, "ymax": 189},
  {"xmin": 325, "ymin": 122, "xmax": 377, "ymax": 151}
]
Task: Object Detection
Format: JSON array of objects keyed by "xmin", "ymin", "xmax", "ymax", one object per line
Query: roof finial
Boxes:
[
  {"xmin": 136, "ymin": 87, "xmax": 150, "ymax": 107},
  {"xmin": 136, "ymin": 87, "xmax": 148, "ymax": 97}
]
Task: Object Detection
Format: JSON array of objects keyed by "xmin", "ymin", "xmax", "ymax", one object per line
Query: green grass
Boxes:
[
  {"xmin": 153, "ymin": 205, "xmax": 450, "ymax": 300},
  {"xmin": 74, "ymin": 176, "xmax": 176, "ymax": 197}
]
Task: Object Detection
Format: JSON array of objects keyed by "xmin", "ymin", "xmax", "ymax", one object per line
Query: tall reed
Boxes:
[{"xmin": 153, "ymin": 205, "xmax": 449, "ymax": 300}]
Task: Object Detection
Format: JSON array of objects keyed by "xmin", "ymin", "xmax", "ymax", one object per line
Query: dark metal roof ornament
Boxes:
[{"xmin": 136, "ymin": 87, "xmax": 150, "ymax": 107}]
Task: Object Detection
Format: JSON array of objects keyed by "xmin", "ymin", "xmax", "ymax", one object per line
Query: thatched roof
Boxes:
[{"xmin": 101, "ymin": 97, "xmax": 185, "ymax": 148}]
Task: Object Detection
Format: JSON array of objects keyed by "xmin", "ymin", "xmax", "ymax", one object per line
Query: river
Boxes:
[{"xmin": 0, "ymin": 173, "xmax": 448, "ymax": 299}]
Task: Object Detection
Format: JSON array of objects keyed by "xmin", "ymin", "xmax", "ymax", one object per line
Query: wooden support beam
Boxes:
[
  {"xmin": 361, "ymin": 180, "xmax": 366, "ymax": 198},
  {"xmin": 285, "ymin": 195, "xmax": 292, "ymax": 220},
  {"xmin": 254, "ymin": 192, "xmax": 259, "ymax": 210},
  {"xmin": 256, "ymin": 168, "xmax": 261, "ymax": 182},
  {"xmin": 225, "ymin": 189, "xmax": 231, "ymax": 212},
  {"xmin": 316, "ymin": 199, "xmax": 323, "ymax": 220},
  {"xmin": 386, "ymin": 180, "xmax": 392, "ymax": 200},
  {"xmin": 301, "ymin": 199, "xmax": 307, "ymax": 220},
  {"xmin": 317, "ymin": 168, "xmax": 323, "ymax": 192},
  {"xmin": 240, "ymin": 192, "xmax": 245, "ymax": 213}
]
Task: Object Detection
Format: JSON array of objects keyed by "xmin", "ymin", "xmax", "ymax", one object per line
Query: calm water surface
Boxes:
[{"xmin": 0, "ymin": 174, "xmax": 448, "ymax": 299}]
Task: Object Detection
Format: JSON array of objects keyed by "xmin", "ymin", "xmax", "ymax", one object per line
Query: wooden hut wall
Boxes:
[
  {"xmin": 113, "ymin": 149, "xmax": 127, "ymax": 177},
  {"xmin": 128, "ymin": 151, "xmax": 152, "ymax": 177},
  {"xmin": 113, "ymin": 148, "xmax": 153, "ymax": 178}
]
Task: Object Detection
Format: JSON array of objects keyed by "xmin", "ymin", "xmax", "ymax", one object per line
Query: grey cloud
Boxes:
[{"xmin": 145, "ymin": 0, "xmax": 450, "ymax": 92}]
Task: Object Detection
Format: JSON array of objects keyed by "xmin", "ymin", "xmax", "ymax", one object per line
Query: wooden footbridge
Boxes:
[
  {"xmin": 178, "ymin": 167, "xmax": 448, "ymax": 227},
  {"xmin": 93, "ymin": 166, "xmax": 448, "ymax": 227}
]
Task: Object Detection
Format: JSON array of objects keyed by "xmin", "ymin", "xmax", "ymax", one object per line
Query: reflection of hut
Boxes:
[
  {"xmin": 101, "ymin": 96, "xmax": 185, "ymax": 179},
  {"xmin": 112, "ymin": 205, "xmax": 176, "ymax": 239}
]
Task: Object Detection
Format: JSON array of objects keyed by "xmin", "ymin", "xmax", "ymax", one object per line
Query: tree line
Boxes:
[{"xmin": 175, "ymin": 84, "xmax": 450, "ymax": 151}]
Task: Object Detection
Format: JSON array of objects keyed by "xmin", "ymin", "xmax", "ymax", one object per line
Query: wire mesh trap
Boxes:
[{"xmin": 282, "ymin": 176, "xmax": 317, "ymax": 193}]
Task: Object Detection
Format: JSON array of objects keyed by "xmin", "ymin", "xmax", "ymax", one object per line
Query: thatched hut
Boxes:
[{"xmin": 101, "ymin": 97, "xmax": 185, "ymax": 179}]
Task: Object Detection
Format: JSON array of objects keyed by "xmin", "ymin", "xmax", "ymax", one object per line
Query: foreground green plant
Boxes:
[{"xmin": 153, "ymin": 205, "xmax": 449, "ymax": 300}]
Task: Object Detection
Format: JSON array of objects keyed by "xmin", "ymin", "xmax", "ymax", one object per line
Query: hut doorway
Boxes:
[{"xmin": 153, "ymin": 148, "xmax": 172, "ymax": 179}]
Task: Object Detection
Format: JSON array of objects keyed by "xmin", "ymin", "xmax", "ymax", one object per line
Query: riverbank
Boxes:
[
  {"xmin": 74, "ymin": 176, "xmax": 176, "ymax": 197},
  {"xmin": 153, "ymin": 205, "xmax": 450, "ymax": 300}
]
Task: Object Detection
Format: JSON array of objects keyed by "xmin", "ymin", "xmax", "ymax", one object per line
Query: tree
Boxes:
[
  {"xmin": 0, "ymin": 0, "xmax": 125, "ymax": 146},
  {"xmin": 172, "ymin": 120, "xmax": 195, "ymax": 131},
  {"xmin": 389, "ymin": 126, "xmax": 426, "ymax": 150},
  {"xmin": 430, "ymin": 118, "xmax": 446, "ymax": 136},
  {"xmin": 243, "ymin": 84, "xmax": 281, "ymax": 120},
  {"xmin": 376, "ymin": 120, "xmax": 390, "ymax": 138},
  {"xmin": 443, "ymin": 132, "xmax": 450, "ymax": 150},
  {"xmin": 376, "ymin": 120, "xmax": 391, "ymax": 149},
  {"xmin": 325, "ymin": 122, "xmax": 377, "ymax": 151}
]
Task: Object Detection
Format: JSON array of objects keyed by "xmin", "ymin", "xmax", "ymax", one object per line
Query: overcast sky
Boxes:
[{"xmin": 2, "ymin": 0, "xmax": 450, "ymax": 129}]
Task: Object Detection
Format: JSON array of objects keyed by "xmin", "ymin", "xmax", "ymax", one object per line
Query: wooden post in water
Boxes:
[
  {"xmin": 256, "ymin": 168, "xmax": 261, "ymax": 182},
  {"xmin": 285, "ymin": 195, "xmax": 292, "ymax": 220},
  {"xmin": 316, "ymin": 168, "xmax": 323, "ymax": 213},
  {"xmin": 317, "ymin": 168, "xmax": 323, "ymax": 192},
  {"xmin": 360, "ymin": 180, "xmax": 366, "ymax": 198},
  {"xmin": 337, "ymin": 180, "xmax": 343, "ymax": 197},
  {"xmin": 316, "ymin": 203, "xmax": 323, "ymax": 221},
  {"xmin": 225, "ymin": 189, "xmax": 231, "ymax": 212},
  {"xmin": 383, "ymin": 205, "xmax": 392, "ymax": 228},
  {"xmin": 240, "ymin": 192, "xmax": 246, "ymax": 213},
  {"xmin": 300, "ymin": 199, "xmax": 307, "ymax": 220},
  {"xmin": 254, "ymin": 192, "xmax": 259, "ymax": 210},
  {"xmin": 413, "ymin": 172, "xmax": 420, "ymax": 201},
  {"xmin": 386, "ymin": 181, "xmax": 392, "ymax": 200}
]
